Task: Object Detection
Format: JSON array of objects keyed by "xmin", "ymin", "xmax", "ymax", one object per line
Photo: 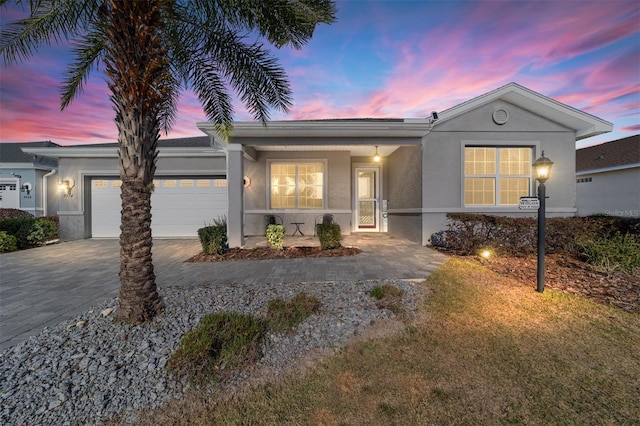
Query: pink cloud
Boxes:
[
  {"xmin": 2, "ymin": 0, "xmax": 637, "ymax": 145},
  {"xmin": 285, "ymin": 0, "xmax": 639, "ymax": 126},
  {"xmin": 543, "ymin": 8, "xmax": 639, "ymax": 61}
]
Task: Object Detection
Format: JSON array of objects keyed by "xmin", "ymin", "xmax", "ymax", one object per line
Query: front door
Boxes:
[{"xmin": 355, "ymin": 167, "xmax": 380, "ymax": 231}]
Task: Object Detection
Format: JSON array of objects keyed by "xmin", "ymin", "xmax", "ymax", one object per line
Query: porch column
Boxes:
[{"xmin": 226, "ymin": 144, "xmax": 244, "ymax": 247}]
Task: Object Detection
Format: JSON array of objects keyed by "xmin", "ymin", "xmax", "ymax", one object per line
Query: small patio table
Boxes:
[{"xmin": 290, "ymin": 222, "xmax": 304, "ymax": 236}]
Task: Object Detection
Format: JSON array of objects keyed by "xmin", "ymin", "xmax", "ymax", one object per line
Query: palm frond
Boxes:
[
  {"xmin": 192, "ymin": 60, "xmax": 234, "ymax": 135},
  {"xmin": 176, "ymin": 20, "xmax": 292, "ymax": 122},
  {"xmin": 60, "ymin": 29, "xmax": 104, "ymax": 110},
  {"xmin": 157, "ymin": 72, "xmax": 180, "ymax": 135},
  {"xmin": 0, "ymin": 0, "xmax": 101, "ymax": 65},
  {"xmin": 216, "ymin": 37, "xmax": 293, "ymax": 122},
  {"xmin": 198, "ymin": 0, "xmax": 337, "ymax": 49}
]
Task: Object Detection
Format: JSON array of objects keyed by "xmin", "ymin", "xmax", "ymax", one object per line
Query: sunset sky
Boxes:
[{"xmin": 1, "ymin": 0, "xmax": 638, "ymax": 148}]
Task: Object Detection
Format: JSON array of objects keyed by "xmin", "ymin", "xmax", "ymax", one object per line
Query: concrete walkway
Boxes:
[{"xmin": 0, "ymin": 234, "xmax": 448, "ymax": 350}]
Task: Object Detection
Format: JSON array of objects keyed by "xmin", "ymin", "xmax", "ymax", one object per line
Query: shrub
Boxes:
[
  {"xmin": 0, "ymin": 208, "xmax": 33, "ymax": 220},
  {"xmin": 578, "ymin": 232, "xmax": 640, "ymax": 273},
  {"xmin": 10, "ymin": 218, "xmax": 57, "ymax": 249},
  {"xmin": 0, "ymin": 217, "xmax": 34, "ymax": 237},
  {"xmin": 266, "ymin": 292, "xmax": 321, "ymax": 333},
  {"xmin": 370, "ymin": 284, "xmax": 404, "ymax": 300},
  {"xmin": 546, "ymin": 216, "xmax": 620, "ymax": 256},
  {"xmin": 41, "ymin": 216, "xmax": 60, "ymax": 239},
  {"xmin": 433, "ymin": 213, "xmax": 536, "ymax": 256},
  {"xmin": 265, "ymin": 224, "xmax": 285, "ymax": 251},
  {"xmin": 429, "ymin": 230, "xmax": 450, "ymax": 248},
  {"xmin": 0, "ymin": 231, "xmax": 17, "ymax": 252},
  {"xmin": 370, "ymin": 284, "xmax": 406, "ymax": 317},
  {"xmin": 317, "ymin": 223, "xmax": 341, "ymax": 250},
  {"xmin": 198, "ymin": 217, "xmax": 228, "ymax": 255},
  {"xmin": 432, "ymin": 213, "xmax": 640, "ymax": 257},
  {"xmin": 169, "ymin": 312, "xmax": 267, "ymax": 383}
]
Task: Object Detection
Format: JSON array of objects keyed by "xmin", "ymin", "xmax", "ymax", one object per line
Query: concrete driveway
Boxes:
[{"xmin": 0, "ymin": 235, "xmax": 448, "ymax": 350}]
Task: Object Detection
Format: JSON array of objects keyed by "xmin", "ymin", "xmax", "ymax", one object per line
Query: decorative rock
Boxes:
[
  {"xmin": 100, "ymin": 308, "xmax": 114, "ymax": 317},
  {"xmin": 0, "ymin": 279, "xmax": 416, "ymax": 426}
]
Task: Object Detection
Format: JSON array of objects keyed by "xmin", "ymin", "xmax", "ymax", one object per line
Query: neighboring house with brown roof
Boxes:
[
  {"xmin": 0, "ymin": 141, "xmax": 59, "ymax": 216},
  {"xmin": 576, "ymin": 134, "xmax": 640, "ymax": 218}
]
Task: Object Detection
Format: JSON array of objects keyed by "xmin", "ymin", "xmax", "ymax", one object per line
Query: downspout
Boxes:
[{"xmin": 42, "ymin": 169, "xmax": 57, "ymax": 217}]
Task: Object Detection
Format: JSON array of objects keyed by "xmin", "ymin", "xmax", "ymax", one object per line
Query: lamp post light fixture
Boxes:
[{"xmin": 532, "ymin": 151, "xmax": 553, "ymax": 293}]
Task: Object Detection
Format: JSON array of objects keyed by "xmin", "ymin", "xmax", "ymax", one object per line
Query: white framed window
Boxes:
[
  {"xmin": 269, "ymin": 161, "xmax": 325, "ymax": 209},
  {"xmin": 464, "ymin": 147, "xmax": 532, "ymax": 206}
]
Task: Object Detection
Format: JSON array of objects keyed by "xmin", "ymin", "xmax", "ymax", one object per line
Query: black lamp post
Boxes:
[{"xmin": 532, "ymin": 151, "xmax": 553, "ymax": 293}]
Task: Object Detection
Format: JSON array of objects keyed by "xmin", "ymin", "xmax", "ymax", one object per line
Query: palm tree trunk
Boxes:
[
  {"xmin": 102, "ymin": 0, "xmax": 167, "ymax": 323},
  {"xmin": 118, "ymin": 177, "xmax": 162, "ymax": 323}
]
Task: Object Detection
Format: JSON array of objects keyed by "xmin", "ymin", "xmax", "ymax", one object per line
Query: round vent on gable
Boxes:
[{"xmin": 492, "ymin": 108, "xmax": 509, "ymax": 125}]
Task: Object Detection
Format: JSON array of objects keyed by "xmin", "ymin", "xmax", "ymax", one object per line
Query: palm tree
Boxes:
[{"xmin": 1, "ymin": 0, "xmax": 336, "ymax": 323}]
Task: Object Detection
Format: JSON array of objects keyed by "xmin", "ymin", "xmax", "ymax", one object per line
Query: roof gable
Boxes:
[
  {"xmin": 576, "ymin": 134, "xmax": 640, "ymax": 172},
  {"xmin": 435, "ymin": 82, "xmax": 612, "ymax": 140}
]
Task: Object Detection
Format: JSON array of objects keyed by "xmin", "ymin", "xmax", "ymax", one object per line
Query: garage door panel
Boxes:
[{"xmin": 92, "ymin": 178, "xmax": 227, "ymax": 238}]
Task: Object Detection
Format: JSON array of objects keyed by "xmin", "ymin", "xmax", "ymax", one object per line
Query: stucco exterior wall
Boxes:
[
  {"xmin": 243, "ymin": 150, "xmax": 352, "ymax": 236},
  {"xmin": 421, "ymin": 100, "xmax": 578, "ymax": 244},
  {"xmin": 386, "ymin": 146, "xmax": 422, "ymax": 241},
  {"xmin": 576, "ymin": 168, "xmax": 640, "ymax": 217}
]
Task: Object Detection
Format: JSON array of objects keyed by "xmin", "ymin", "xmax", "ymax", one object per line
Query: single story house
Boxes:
[
  {"xmin": 576, "ymin": 134, "xmax": 639, "ymax": 218},
  {"xmin": 22, "ymin": 82, "xmax": 613, "ymax": 246},
  {"xmin": 0, "ymin": 141, "xmax": 59, "ymax": 217}
]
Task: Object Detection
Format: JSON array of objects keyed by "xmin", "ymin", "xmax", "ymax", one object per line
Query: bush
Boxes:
[
  {"xmin": 0, "ymin": 231, "xmax": 17, "ymax": 252},
  {"xmin": 266, "ymin": 224, "xmax": 285, "ymax": 251},
  {"xmin": 317, "ymin": 223, "xmax": 341, "ymax": 250},
  {"xmin": 370, "ymin": 284, "xmax": 405, "ymax": 300},
  {"xmin": 41, "ymin": 215, "xmax": 60, "ymax": 239},
  {"xmin": 0, "ymin": 208, "xmax": 33, "ymax": 220},
  {"xmin": 26, "ymin": 219, "xmax": 57, "ymax": 246},
  {"xmin": 578, "ymin": 232, "xmax": 640, "ymax": 273},
  {"xmin": 369, "ymin": 284, "xmax": 406, "ymax": 317},
  {"xmin": 0, "ymin": 217, "xmax": 34, "ymax": 237},
  {"xmin": 169, "ymin": 312, "xmax": 267, "ymax": 383},
  {"xmin": 546, "ymin": 216, "xmax": 621, "ymax": 256},
  {"xmin": 432, "ymin": 213, "xmax": 640, "ymax": 257},
  {"xmin": 198, "ymin": 217, "xmax": 228, "ymax": 255},
  {"xmin": 266, "ymin": 292, "xmax": 321, "ymax": 333},
  {"xmin": 2, "ymin": 218, "xmax": 58, "ymax": 249},
  {"xmin": 433, "ymin": 213, "xmax": 536, "ymax": 256}
]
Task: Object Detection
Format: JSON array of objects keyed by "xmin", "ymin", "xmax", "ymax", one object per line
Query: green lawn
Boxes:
[{"xmin": 131, "ymin": 258, "xmax": 640, "ymax": 425}]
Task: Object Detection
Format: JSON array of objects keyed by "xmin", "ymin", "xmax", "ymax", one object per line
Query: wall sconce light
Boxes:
[
  {"xmin": 373, "ymin": 146, "xmax": 381, "ymax": 163},
  {"xmin": 243, "ymin": 176, "xmax": 251, "ymax": 188},
  {"xmin": 20, "ymin": 183, "xmax": 32, "ymax": 195},
  {"xmin": 59, "ymin": 178, "xmax": 75, "ymax": 197}
]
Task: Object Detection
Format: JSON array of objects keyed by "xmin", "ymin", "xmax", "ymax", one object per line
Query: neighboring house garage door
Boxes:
[
  {"xmin": 0, "ymin": 179, "xmax": 20, "ymax": 209},
  {"xmin": 91, "ymin": 178, "xmax": 227, "ymax": 238}
]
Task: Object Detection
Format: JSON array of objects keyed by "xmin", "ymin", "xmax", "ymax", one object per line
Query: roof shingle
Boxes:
[
  {"xmin": 0, "ymin": 141, "xmax": 60, "ymax": 163},
  {"xmin": 576, "ymin": 134, "xmax": 640, "ymax": 172}
]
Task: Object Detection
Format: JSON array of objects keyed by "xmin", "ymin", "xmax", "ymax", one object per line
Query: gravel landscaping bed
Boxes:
[{"xmin": 0, "ymin": 279, "xmax": 417, "ymax": 425}]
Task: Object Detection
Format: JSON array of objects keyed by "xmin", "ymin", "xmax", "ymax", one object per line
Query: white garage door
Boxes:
[
  {"xmin": 91, "ymin": 178, "xmax": 227, "ymax": 238},
  {"xmin": 0, "ymin": 179, "xmax": 20, "ymax": 209}
]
